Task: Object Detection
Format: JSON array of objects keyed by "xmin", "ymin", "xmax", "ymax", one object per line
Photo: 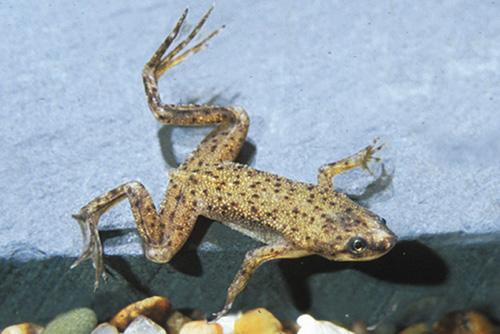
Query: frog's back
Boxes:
[{"xmin": 171, "ymin": 161, "xmax": 356, "ymax": 246}]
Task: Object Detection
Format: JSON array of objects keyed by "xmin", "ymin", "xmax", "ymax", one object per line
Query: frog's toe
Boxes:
[
  {"xmin": 367, "ymin": 137, "xmax": 386, "ymax": 158},
  {"xmin": 70, "ymin": 237, "xmax": 106, "ymax": 287},
  {"xmin": 93, "ymin": 261, "xmax": 107, "ymax": 291},
  {"xmin": 70, "ymin": 247, "xmax": 91, "ymax": 269},
  {"xmin": 208, "ymin": 303, "xmax": 232, "ymax": 324}
]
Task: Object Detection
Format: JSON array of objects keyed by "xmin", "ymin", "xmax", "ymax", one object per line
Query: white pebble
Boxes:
[
  {"xmin": 91, "ymin": 323, "xmax": 119, "ymax": 334},
  {"xmin": 124, "ymin": 315, "xmax": 166, "ymax": 334},
  {"xmin": 214, "ymin": 311, "xmax": 242, "ymax": 334},
  {"xmin": 297, "ymin": 314, "xmax": 355, "ymax": 334}
]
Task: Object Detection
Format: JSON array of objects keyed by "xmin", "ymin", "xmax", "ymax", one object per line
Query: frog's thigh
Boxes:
[
  {"xmin": 144, "ymin": 179, "xmax": 202, "ymax": 263},
  {"xmin": 180, "ymin": 105, "xmax": 250, "ymax": 168}
]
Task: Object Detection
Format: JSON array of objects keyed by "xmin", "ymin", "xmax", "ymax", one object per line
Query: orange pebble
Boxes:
[
  {"xmin": 1, "ymin": 323, "xmax": 43, "ymax": 334},
  {"xmin": 234, "ymin": 308, "xmax": 284, "ymax": 334},
  {"xmin": 399, "ymin": 323, "xmax": 430, "ymax": 334},
  {"xmin": 434, "ymin": 311, "xmax": 495, "ymax": 334},
  {"xmin": 179, "ymin": 320, "xmax": 223, "ymax": 334},
  {"xmin": 109, "ymin": 296, "xmax": 171, "ymax": 331}
]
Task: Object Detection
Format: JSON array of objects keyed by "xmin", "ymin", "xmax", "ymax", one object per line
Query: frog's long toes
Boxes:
[
  {"xmin": 143, "ymin": 8, "xmax": 188, "ymax": 71},
  {"xmin": 70, "ymin": 254, "xmax": 87, "ymax": 269},
  {"xmin": 93, "ymin": 272, "xmax": 105, "ymax": 291}
]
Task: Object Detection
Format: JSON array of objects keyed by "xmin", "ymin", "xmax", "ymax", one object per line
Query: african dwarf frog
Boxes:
[{"xmin": 72, "ymin": 6, "xmax": 398, "ymax": 321}]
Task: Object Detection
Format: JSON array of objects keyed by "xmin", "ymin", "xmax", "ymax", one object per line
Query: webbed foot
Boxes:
[
  {"xmin": 71, "ymin": 211, "xmax": 107, "ymax": 290},
  {"xmin": 143, "ymin": 6, "xmax": 223, "ymax": 80}
]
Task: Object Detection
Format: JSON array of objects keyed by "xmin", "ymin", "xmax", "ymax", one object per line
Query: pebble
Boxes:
[
  {"xmin": 166, "ymin": 310, "xmax": 193, "ymax": 334},
  {"xmin": 369, "ymin": 322, "xmax": 397, "ymax": 334},
  {"xmin": 216, "ymin": 312, "xmax": 242, "ymax": 333},
  {"xmin": 43, "ymin": 307, "xmax": 97, "ymax": 334},
  {"xmin": 109, "ymin": 296, "xmax": 171, "ymax": 331},
  {"xmin": 399, "ymin": 323, "xmax": 430, "ymax": 334},
  {"xmin": 6, "ymin": 300, "xmax": 499, "ymax": 334},
  {"xmin": 297, "ymin": 314, "xmax": 354, "ymax": 334},
  {"xmin": 124, "ymin": 315, "xmax": 166, "ymax": 334},
  {"xmin": 234, "ymin": 308, "xmax": 284, "ymax": 334},
  {"xmin": 352, "ymin": 321, "xmax": 368, "ymax": 334},
  {"xmin": 434, "ymin": 311, "xmax": 497, "ymax": 334},
  {"xmin": 179, "ymin": 320, "xmax": 223, "ymax": 334},
  {"xmin": 189, "ymin": 309, "xmax": 207, "ymax": 321},
  {"xmin": 1, "ymin": 323, "xmax": 43, "ymax": 334},
  {"xmin": 281, "ymin": 319, "xmax": 301, "ymax": 334},
  {"xmin": 90, "ymin": 323, "xmax": 119, "ymax": 334}
]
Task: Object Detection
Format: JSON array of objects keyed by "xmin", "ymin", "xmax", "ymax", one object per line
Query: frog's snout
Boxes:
[
  {"xmin": 372, "ymin": 228, "xmax": 398, "ymax": 254},
  {"xmin": 383, "ymin": 233, "xmax": 398, "ymax": 251}
]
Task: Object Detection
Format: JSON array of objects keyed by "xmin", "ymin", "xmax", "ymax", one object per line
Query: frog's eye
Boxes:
[
  {"xmin": 380, "ymin": 218, "xmax": 387, "ymax": 225},
  {"xmin": 349, "ymin": 237, "xmax": 367, "ymax": 255}
]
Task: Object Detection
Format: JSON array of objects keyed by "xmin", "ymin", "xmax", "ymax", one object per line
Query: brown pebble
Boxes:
[
  {"xmin": 352, "ymin": 321, "xmax": 368, "ymax": 334},
  {"xmin": 1, "ymin": 323, "xmax": 43, "ymax": 334},
  {"xmin": 434, "ymin": 311, "xmax": 496, "ymax": 334},
  {"xmin": 399, "ymin": 323, "xmax": 430, "ymax": 334},
  {"xmin": 281, "ymin": 319, "xmax": 300, "ymax": 334},
  {"xmin": 179, "ymin": 320, "xmax": 223, "ymax": 334},
  {"xmin": 109, "ymin": 296, "xmax": 171, "ymax": 331},
  {"xmin": 234, "ymin": 308, "xmax": 284, "ymax": 334},
  {"xmin": 189, "ymin": 309, "xmax": 207, "ymax": 321},
  {"xmin": 166, "ymin": 310, "xmax": 193, "ymax": 334}
]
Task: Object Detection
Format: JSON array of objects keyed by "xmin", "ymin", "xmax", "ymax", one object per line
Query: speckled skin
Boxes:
[{"xmin": 72, "ymin": 7, "xmax": 398, "ymax": 321}]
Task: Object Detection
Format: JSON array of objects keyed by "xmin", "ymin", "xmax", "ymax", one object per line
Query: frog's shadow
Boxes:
[{"xmin": 278, "ymin": 240, "xmax": 447, "ymax": 312}]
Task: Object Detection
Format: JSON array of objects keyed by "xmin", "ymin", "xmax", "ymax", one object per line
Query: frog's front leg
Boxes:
[
  {"xmin": 211, "ymin": 244, "xmax": 312, "ymax": 322},
  {"xmin": 72, "ymin": 180, "xmax": 198, "ymax": 289},
  {"xmin": 318, "ymin": 138, "xmax": 386, "ymax": 189}
]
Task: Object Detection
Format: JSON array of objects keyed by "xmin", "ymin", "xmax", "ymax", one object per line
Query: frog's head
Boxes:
[{"xmin": 314, "ymin": 195, "xmax": 397, "ymax": 262}]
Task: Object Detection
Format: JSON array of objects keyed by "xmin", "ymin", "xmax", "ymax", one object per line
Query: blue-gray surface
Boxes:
[{"xmin": 2, "ymin": 2, "xmax": 499, "ymax": 264}]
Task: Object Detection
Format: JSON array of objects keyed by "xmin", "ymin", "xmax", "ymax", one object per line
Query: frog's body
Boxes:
[
  {"xmin": 72, "ymin": 7, "xmax": 397, "ymax": 321},
  {"xmin": 170, "ymin": 162, "xmax": 393, "ymax": 262}
]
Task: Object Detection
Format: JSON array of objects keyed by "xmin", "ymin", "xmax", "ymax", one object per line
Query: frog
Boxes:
[{"xmin": 71, "ymin": 6, "xmax": 398, "ymax": 321}]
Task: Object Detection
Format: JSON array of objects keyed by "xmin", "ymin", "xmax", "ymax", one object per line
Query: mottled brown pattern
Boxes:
[{"xmin": 71, "ymin": 6, "xmax": 398, "ymax": 321}]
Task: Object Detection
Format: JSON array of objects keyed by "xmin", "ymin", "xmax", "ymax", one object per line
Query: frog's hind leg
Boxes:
[
  {"xmin": 72, "ymin": 182, "xmax": 161, "ymax": 289},
  {"xmin": 72, "ymin": 181, "xmax": 196, "ymax": 289},
  {"xmin": 142, "ymin": 7, "xmax": 250, "ymax": 167}
]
